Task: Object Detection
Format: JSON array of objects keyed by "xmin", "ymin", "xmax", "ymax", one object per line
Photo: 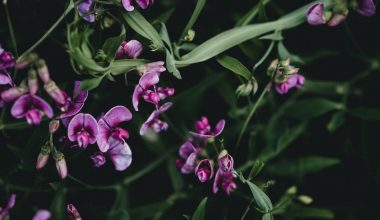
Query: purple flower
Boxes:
[
  {"xmin": 122, "ymin": 0, "xmax": 155, "ymax": 11},
  {"xmin": 176, "ymin": 140, "xmax": 200, "ymax": 174},
  {"xmin": 107, "ymin": 137, "xmax": 132, "ymax": 171},
  {"xmin": 90, "ymin": 151, "xmax": 106, "ymax": 167},
  {"xmin": 57, "ymin": 81, "xmax": 88, "ymax": 119},
  {"xmin": 355, "ymin": 0, "xmax": 376, "ymax": 16},
  {"xmin": 133, "ymin": 72, "xmax": 160, "ymax": 111},
  {"xmin": 0, "ymin": 70, "xmax": 13, "ymax": 86},
  {"xmin": 67, "ymin": 204, "xmax": 81, "ymax": 220},
  {"xmin": 68, "ymin": 113, "xmax": 98, "ymax": 148},
  {"xmin": 307, "ymin": 3, "xmax": 326, "ymax": 25},
  {"xmin": 0, "ymin": 194, "xmax": 16, "ymax": 219},
  {"xmin": 137, "ymin": 61, "xmax": 166, "ymax": 75},
  {"xmin": 1, "ymin": 81, "xmax": 28, "ymax": 102},
  {"xmin": 97, "ymin": 106, "xmax": 132, "ymax": 152},
  {"xmin": 0, "ymin": 45, "xmax": 15, "ymax": 69},
  {"xmin": 115, "ymin": 40, "xmax": 143, "ymax": 59},
  {"xmin": 275, "ymin": 73, "xmax": 305, "ymax": 95},
  {"xmin": 33, "ymin": 210, "xmax": 51, "ymax": 220},
  {"xmin": 140, "ymin": 102, "xmax": 172, "ymax": 135},
  {"xmin": 11, "ymin": 94, "xmax": 54, "ymax": 125},
  {"xmin": 190, "ymin": 117, "xmax": 225, "ymax": 139},
  {"xmin": 213, "ymin": 151, "xmax": 237, "ymax": 195},
  {"xmin": 77, "ymin": 0, "xmax": 95, "ymax": 23},
  {"xmin": 195, "ymin": 159, "xmax": 214, "ymax": 182}
]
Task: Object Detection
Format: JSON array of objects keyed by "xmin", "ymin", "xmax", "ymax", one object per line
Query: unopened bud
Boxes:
[
  {"xmin": 36, "ymin": 59, "xmax": 51, "ymax": 84},
  {"xmin": 54, "ymin": 152, "xmax": 68, "ymax": 179},
  {"xmin": 298, "ymin": 195, "xmax": 313, "ymax": 205},
  {"xmin": 184, "ymin": 29, "xmax": 195, "ymax": 42},
  {"xmin": 49, "ymin": 120, "xmax": 60, "ymax": 134},
  {"xmin": 28, "ymin": 69, "xmax": 39, "ymax": 95},
  {"xmin": 36, "ymin": 144, "xmax": 50, "ymax": 170},
  {"xmin": 67, "ymin": 204, "xmax": 82, "ymax": 220},
  {"xmin": 44, "ymin": 80, "xmax": 65, "ymax": 105},
  {"xmin": 15, "ymin": 53, "xmax": 38, "ymax": 70},
  {"xmin": 1, "ymin": 80, "xmax": 28, "ymax": 102}
]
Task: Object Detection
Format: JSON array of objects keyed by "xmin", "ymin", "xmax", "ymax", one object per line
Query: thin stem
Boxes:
[
  {"xmin": 252, "ymin": 40, "xmax": 275, "ymax": 74},
  {"xmin": 17, "ymin": 0, "xmax": 75, "ymax": 60},
  {"xmin": 3, "ymin": 1, "xmax": 18, "ymax": 57},
  {"xmin": 240, "ymin": 200, "xmax": 254, "ymax": 220},
  {"xmin": 68, "ymin": 174, "xmax": 116, "ymax": 190},
  {"xmin": 234, "ymin": 82, "xmax": 271, "ymax": 155}
]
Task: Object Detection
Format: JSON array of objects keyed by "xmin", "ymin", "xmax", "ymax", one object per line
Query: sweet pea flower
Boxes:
[
  {"xmin": 57, "ymin": 81, "xmax": 88, "ymax": 119},
  {"xmin": 0, "ymin": 45, "xmax": 15, "ymax": 69},
  {"xmin": 213, "ymin": 151, "xmax": 237, "ymax": 195},
  {"xmin": 32, "ymin": 210, "xmax": 51, "ymax": 220},
  {"xmin": 137, "ymin": 61, "xmax": 166, "ymax": 75},
  {"xmin": 68, "ymin": 113, "xmax": 98, "ymax": 148},
  {"xmin": 355, "ymin": 0, "xmax": 376, "ymax": 16},
  {"xmin": 97, "ymin": 106, "xmax": 132, "ymax": 152},
  {"xmin": 77, "ymin": 0, "xmax": 95, "ymax": 23},
  {"xmin": 67, "ymin": 204, "xmax": 82, "ymax": 220},
  {"xmin": 122, "ymin": 0, "xmax": 155, "ymax": 12},
  {"xmin": 44, "ymin": 80, "xmax": 66, "ymax": 105},
  {"xmin": 90, "ymin": 151, "xmax": 107, "ymax": 167},
  {"xmin": 11, "ymin": 94, "xmax": 53, "ymax": 125},
  {"xmin": 190, "ymin": 117, "xmax": 225, "ymax": 139},
  {"xmin": 176, "ymin": 140, "xmax": 200, "ymax": 174},
  {"xmin": 307, "ymin": 3, "xmax": 326, "ymax": 25},
  {"xmin": 115, "ymin": 40, "xmax": 143, "ymax": 59},
  {"xmin": 275, "ymin": 73, "xmax": 305, "ymax": 94},
  {"xmin": 133, "ymin": 72, "xmax": 160, "ymax": 111},
  {"xmin": 0, "ymin": 70, "xmax": 13, "ymax": 86},
  {"xmin": 140, "ymin": 102, "xmax": 172, "ymax": 135},
  {"xmin": 195, "ymin": 159, "xmax": 214, "ymax": 182},
  {"xmin": 0, "ymin": 194, "xmax": 16, "ymax": 220}
]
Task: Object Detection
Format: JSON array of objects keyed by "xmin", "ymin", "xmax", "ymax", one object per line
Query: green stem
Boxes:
[
  {"xmin": 3, "ymin": 1, "xmax": 18, "ymax": 57},
  {"xmin": 17, "ymin": 0, "xmax": 75, "ymax": 60},
  {"xmin": 234, "ymin": 82, "xmax": 271, "ymax": 155}
]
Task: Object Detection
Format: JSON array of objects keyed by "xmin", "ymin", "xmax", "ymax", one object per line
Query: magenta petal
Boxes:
[
  {"xmin": 125, "ymin": 40, "xmax": 143, "ymax": 59},
  {"xmin": 212, "ymin": 119, "xmax": 225, "ymax": 136},
  {"xmin": 0, "ymin": 70, "xmax": 12, "ymax": 85},
  {"xmin": 180, "ymin": 152, "xmax": 197, "ymax": 174},
  {"xmin": 307, "ymin": 3, "xmax": 326, "ymax": 25},
  {"xmin": 67, "ymin": 113, "xmax": 98, "ymax": 145},
  {"xmin": 179, "ymin": 141, "xmax": 197, "ymax": 159},
  {"xmin": 132, "ymin": 86, "xmax": 144, "ymax": 111},
  {"xmin": 135, "ymin": 0, "xmax": 149, "ymax": 9},
  {"xmin": 212, "ymin": 169, "xmax": 222, "ymax": 194},
  {"xmin": 327, "ymin": 14, "xmax": 346, "ymax": 27},
  {"xmin": 122, "ymin": 0, "xmax": 135, "ymax": 11},
  {"xmin": 139, "ymin": 102, "xmax": 172, "ymax": 135},
  {"xmin": 11, "ymin": 95, "xmax": 53, "ymax": 119},
  {"xmin": 355, "ymin": 0, "xmax": 376, "ymax": 16},
  {"xmin": 108, "ymin": 137, "xmax": 132, "ymax": 171},
  {"xmin": 139, "ymin": 72, "xmax": 160, "ymax": 89},
  {"xmin": 97, "ymin": 106, "xmax": 132, "ymax": 152},
  {"xmin": 73, "ymin": 81, "xmax": 89, "ymax": 101},
  {"xmin": 33, "ymin": 210, "xmax": 51, "ymax": 220}
]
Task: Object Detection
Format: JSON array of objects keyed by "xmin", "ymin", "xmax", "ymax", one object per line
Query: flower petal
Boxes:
[
  {"xmin": 136, "ymin": 0, "xmax": 149, "ymax": 9},
  {"xmin": 108, "ymin": 137, "xmax": 132, "ymax": 171},
  {"xmin": 179, "ymin": 141, "xmax": 196, "ymax": 159},
  {"xmin": 33, "ymin": 210, "xmax": 51, "ymax": 220},
  {"xmin": 122, "ymin": 0, "xmax": 135, "ymax": 11},
  {"xmin": 0, "ymin": 70, "xmax": 12, "ymax": 85},
  {"xmin": 68, "ymin": 113, "xmax": 98, "ymax": 144},
  {"xmin": 355, "ymin": 0, "xmax": 376, "ymax": 16}
]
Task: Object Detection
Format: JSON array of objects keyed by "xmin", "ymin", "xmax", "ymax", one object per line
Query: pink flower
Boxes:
[
  {"xmin": 195, "ymin": 159, "xmax": 214, "ymax": 182},
  {"xmin": 176, "ymin": 140, "xmax": 200, "ymax": 174},
  {"xmin": 54, "ymin": 152, "xmax": 68, "ymax": 179},
  {"xmin": 67, "ymin": 204, "xmax": 81, "ymax": 220},
  {"xmin": 68, "ymin": 113, "xmax": 98, "ymax": 148},
  {"xmin": 57, "ymin": 81, "xmax": 88, "ymax": 119},
  {"xmin": 44, "ymin": 80, "xmax": 66, "ymax": 105},
  {"xmin": 1, "ymin": 81, "xmax": 28, "ymax": 102},
  {"xmin": 0, "ymin": 45, "xmax": 15, "ymax": 69},
  {"xmin": 0, "ymin": 70, "xmax": 13, "ymax": 86},
  {"xmin": 97, "ymin": 106, "xmax": 132, "ymax": 152},
  {"xmin": 11, "ymin": 94, "xmax": 54, "ymax": 125},
  {"xmin": 307, "ymin": 3, "xmax": 326, "ymax": 25},
  {"xmin": 121, "ymin": 0, "xmax": 155, "ymax": 11},
  {"xmin": 93, "ymin": 137, "xmax": 132, "ymax": 171},
  {"xmin": 213, "ymin": 151, "xmax": 237, "ymax": 195},
  {"xmin": 190, "ymin": 117, "xmax": 225, "ymax": 139},
  {"xmin": 275, "ymin": 73, "xmax": 305, "ymax": 94},
  {"xmin": 133, "ymin": 72, "xmax": 160, "ymax": 111},
  {"xmin": 115, "ymin": 40, "xmax": 143, "ymax": 59},
  {"xmin": 0, "ymin": 194, "xmax": 16, "ymax": 219},
  {"xmin": 33, "ymin": 210, "xmax": 51, "ymax": 220},
  {"xmin": 140, "ymin": 102, "xmax": 172, "ymax": 135}
]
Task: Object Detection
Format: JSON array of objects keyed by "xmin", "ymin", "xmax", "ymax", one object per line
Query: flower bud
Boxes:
[
  {"xmin": 90, "ymin": 151, "xmax": 106, "ymax": 167},
  {"xmin": 54, "ymin": 152, "xmax": 68, "ymax": 179},
  {"xmin": 184, "ymin": 29, "xmax": 195, "ymax": 42},
  {"xmin": 28, "ymin": 69, "xmax": 39, "ymax": 95},
  {"xmin": 67, "ymin": 204, "xmax": 82, "ymax": 220},
  {"xmin": 307, "ymin": 3, "xmax": 326, "ymax": 25},
  {"xmin": 36, "ymin": 144, "xmax": 50, "ymax": 170},
  {"xmin": 327, "ymin": 14, "xmax": 347, "ymax": 27},
  {"xmin": 15, "ymin": 53, "xmax": 38, "ymax": 70},
  {"xmin": 1, "ymin": 80, "xmax": 28, "ymax": 102},
  {"xmin": 44, "ymin": 80, "xmax": 65, "ymax": 105},
  {"xmin": 36, "ymin": 59, "xmax": 51, "ymax": 84},
  {"xmin": 49, "ymin": 120, "xmax": 60, "ymax": 134},
  {"xmin": 218, "ymin": 152, "xmax": 234, "ymax": 173},
  {"xmin": 195, "ymin": 159, "xmax": 214, "ymax": 182}
]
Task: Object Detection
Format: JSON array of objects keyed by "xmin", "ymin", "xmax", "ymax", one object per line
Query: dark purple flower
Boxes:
[
  {"xmin": 176, "ymin": 140, "xmax": 200, "ymax": 174},
  {"xmin": 0, "ymin": 194, "xmax": 16, "ymax": 219},
  {"xmin": 67, "ymin": 204, "xmax": 81, "ymax": 220},
  {"xmin": 77, "ymin": 0, "xmax": 95, "ymax": 23},
  {"xmin": 355, "ymin": 0, "xmax": 376, "ymax": 16},
  {"xmin": 0, "ymin": 45, "xmax": 15, "ymax": 69},
  {"xmin": 57, "ymin": 81, "xmax": 88, "ymax": 119},
  {"xmin": 0, "ymin": 70, "xmax": 13, "ymax": 86},
  {"xmin": 139, "ymin": 102, "xmax": 172, "ymax": 135},
  {"xmin": 115, "ymin": 40, "xmax": 143, "ymax": 59},
  {"xmin": 307, "ymin": 3, "xmax": 326, "ymax": 25},
  {"xmin": 90, "ymin": 151, "xmax": 106, "ymax": 167},
  {"xmin": 97, "ymin": 106, "xmax": 132, "ymax": 152},
  {"xmin": 195, "ymin": 159, "xmax": 214, "ymax": 182},
  {"xmin": 122, "ymin": 0, "xmax": 155, "ymax": 11},
  {"xmin": 11, "ymin": 94, "xmax": 54, "ymax": 125},
  {"xmin": 190, "ymin": 117, "xmax": 225, "ymax": 139},
  {"xmin": 33, "ymin": 210, "xmax": 51, "ymax": 220},
  {"xmin": 213, "ymin": 151, "xmax": 237, "ymax": 195},
  {"xmin": 68, "ymin": 113, "xmax": 98, "ymax": 148}
]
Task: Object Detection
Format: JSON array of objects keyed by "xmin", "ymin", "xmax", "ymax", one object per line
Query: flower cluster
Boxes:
[
  {"xmin": 175, "ymin": 116, "xmax": 237, "ymax": 195},
  {"xmin": 267, "ymin": 58, "xmax": 305, "ymax": 95},
  {"xmin": 307, "ymin": 0, "xmax": 375, "ymax": 26}
]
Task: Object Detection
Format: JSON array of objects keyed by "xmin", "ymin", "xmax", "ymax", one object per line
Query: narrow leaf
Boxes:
[
  {"xmin": 246, "ymin": 181, "xmax": 273, "ymax": 212},
  {"xmin": 216, "ymin": 55, "xmax": 251, "ymax": 80},
  {"xmin": 191, "ymin": 197, "xmax": 208, "ymax": 220}
]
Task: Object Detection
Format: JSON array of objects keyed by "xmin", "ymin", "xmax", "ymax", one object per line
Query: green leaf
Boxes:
[
  {"xmin": 277, "ymin": 41, "xmax": 304, "ymax": 64},
  {"xmin": 176, "ymin": 1, "xmax": 333, "ymax": 66},
  {"xmin": 267, "ymin": 156, "xmax": 340, "ymax": 177},
  {"xmin": 122, "ymin": 10, "xmax": 164, "ymax": 50},
  {"xmin": 348, "ymin": 108, "xmax": 380, "ymax": 120},
  {"xmin": 110, "ymin": 59, "xmax": 148, "ymax": 75},
  {"xmin": 80, "ymin": 75, "xmax": 105, "ymax": 91},
  {"xmin": 130, "ymin": 200, "xmax": 173, "ymax": 220},
  {"xmin": 159, "ymin": 23, "xmax": 182, "ymax": 78},
  {"xmin": 180, "ymin": 0, "xmax": 206, "ymax": 39},
  {"xmin": 50, "ymin": 187, "xmax": 67, "ymax": 220},
  {"xmin": 246, "ymin": 181, "xmax": 273, "ymax": 212},
  {"xmin": 284, "ymin": 98, "xmax": 344, "ymax": 120},
  {"xmin": 216, "ymin": 55, "xmax": 251, "ymax": 80},
  {"xmin": 287, "ymin": 205, "xmax": 334, "ymax": 219},
  {"xmin": 109, "ymin": 209, "xmax": 130, "ymax": 220},
  {"xmin": 262, "ymin": 213, "xmax": 274, "ymax": 220},
  {"xmin": 102, "ymin": 28, "xmax": 126, "ymax": 60},
  {"xmin": 167, "ymin": 159, "xmax": 184, "ymax": 192},
  {"xmin": 69, "ymin": 48, "xmax": 109, "ymax": 73},
  {"xmin": 191, "ymin": 197, "xmax": 208, "ymax": 220},
  {"xmin": 327, "ymin": 112, "xmax": 345, "ymax": 132},
  {"xmin": 248, "ymin": 160, "xmax": 265, "ymax": 180}
]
